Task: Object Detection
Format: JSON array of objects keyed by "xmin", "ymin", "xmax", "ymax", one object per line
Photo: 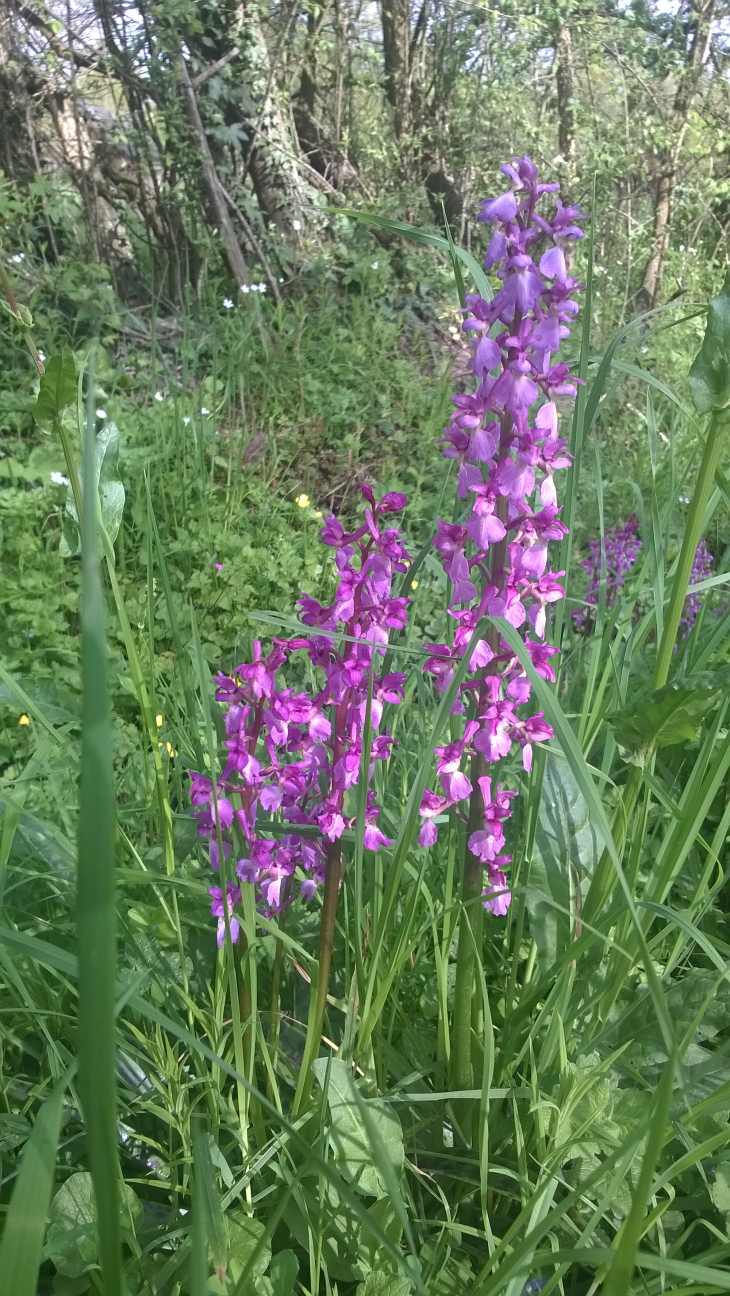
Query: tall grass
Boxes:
[{"xmin": 1, "ymin": 230, "xmax": 730, "ymax": 1296}]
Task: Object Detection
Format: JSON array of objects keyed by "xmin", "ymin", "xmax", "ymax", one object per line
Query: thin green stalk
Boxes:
[
  {"xmin": 653, "ymin": 415, "xmax": 725, "ymax": 689},
  {"xmin": 77, "ymin": 376, "xmax": 122, "ymax": 1296},
  {"xmin": 291, "ymin": 843, "xmax": 344, "ymax": 1117}
]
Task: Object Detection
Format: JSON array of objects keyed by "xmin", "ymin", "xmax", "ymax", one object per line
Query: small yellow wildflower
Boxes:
[
  {"xmin": 159, "ymin": 741, "xmax": 178, "ymax": 757},
  {"xmin": 155, "ymin": 714, "xmax": 163, "ymax": 728},
  {"xmin": 313, "ymin": 510, "xmax": 323, "ymax": 518},
  {"xmin": 296, "ymin": 493, "xmax": 310, "ymax": 508},
  {"xmin": 18, "ymin": 714, "xmax": 30, "ymax": 726},
  {"xmin": 411, "ymin": 580, "xmax": 419, "ymax": 590}
]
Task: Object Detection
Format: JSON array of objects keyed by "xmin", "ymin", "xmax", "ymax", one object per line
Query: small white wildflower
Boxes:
[
  {"xmin": 154, "ymin": 391, "xmax": 165, "ymax": 402},
  {"xmin": 37, "ymin": 351, "xmax": 46, "ymax": 361},
  {"xmin": 278, "ymin": 277, "xmax": 284, "ymax": 283},
  {"xmin": 679, "ymin": 495, "xmax": 691, "ymax": 504},
  {"xmin": 96, "ymin": 408, "xmax": 107, "ymax": 419},
  {"xmin": 240, "ymin": 284, "xmax": 250, "ymax": 293},
  {"xmin": 222, "ymin": 298, "xmax": 234, "ymax": 309},
  {"xmin": 50, "ymin": 471, "xmax": 70, "ymax": 486},
  {"xmin": 257, "ymin": 282, "xmax": 267, "ymax": 293},
  {"xmin": 292, "ymin": 219, "xmax": 302, "ymax": 231},
  {"xmin": 182, "ymin": 416, "xmax": 191, "ymax": 426},
  {"xmin": 371, "ymin": 261, "xmax": 379, "ymax": 270},
  {"xmin": 10, "ymin": 253, "xmax": 25, "ymax": 263},
  {"xmin": 200, "ymin": 407, "xmax": 210, "ymax": 416}
]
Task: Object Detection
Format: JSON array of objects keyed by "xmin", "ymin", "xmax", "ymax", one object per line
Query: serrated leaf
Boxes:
[
  {"xmin": 609, "ymin": 684, "xmax": 721, "ymax": 766},
  {"xmin": 688, "ymin": 274, "xmax": 730, "ymax": 416},
  {"xmin": 33, "ymin": 347, "xmax": 77, "ymax": 434},
  {"xmin": 312, "ymin": 1058, "xmax": 404, "ymax": 1198}
]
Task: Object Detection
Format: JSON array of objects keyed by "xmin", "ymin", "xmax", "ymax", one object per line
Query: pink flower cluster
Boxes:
[
  {"xmin": 417, "ymin": 155, "xmax": 585, "ymax": 915},
  {"xmin": 190, "ymin": 488, "xmax": 411, "ymax": 943}
]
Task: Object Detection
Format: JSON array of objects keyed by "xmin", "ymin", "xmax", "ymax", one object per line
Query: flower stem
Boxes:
[
  {"xmin": 451, "ymin": 752, "xmax": 486, "ymax": 1136},
  {"xmin": 291, "ymin": 843, "xmax": 344, "ymax": 1117},
  {"xmin": 653, "ymin": 416, "xmax": 724, "ymax": 689}
]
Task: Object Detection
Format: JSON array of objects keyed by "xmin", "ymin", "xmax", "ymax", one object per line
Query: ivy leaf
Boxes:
[
  {"xmin": 33, "ymin": 347, "xmax": 77, "ymax": 434},
  {"xmin": 688, "ymin": 273, "xmax": 730, "ymax": 417},
  {"xmin": 609, "ymin": 684, "xmax": 722, "ymax": 767}
]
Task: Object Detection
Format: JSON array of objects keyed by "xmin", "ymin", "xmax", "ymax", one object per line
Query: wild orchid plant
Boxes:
[{"xmin": 190, "ymin": 154, "xmax": 586, "ymax": 1103}]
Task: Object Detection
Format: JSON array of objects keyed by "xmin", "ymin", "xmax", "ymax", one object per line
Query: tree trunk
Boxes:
[
  {"xmin": 176, "ymin": 52, "xmax": 250, "ymax": 289},
  {"xmin": 637, "ymin": 0, "xmax": 716, "ymax": 312},
  {"xmin": 235, "ymin": 6, "xmax": 316, "ymax": 232},
  {"xmin": 380, "ymin": 0, "xmax": 411, "ymax": 141},
  {"xmin": 554, "ymin": 22, "xmax": 576, "ymax": 180}
]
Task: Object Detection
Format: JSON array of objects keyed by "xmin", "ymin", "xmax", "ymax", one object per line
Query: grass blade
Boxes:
[{"xmin": 0, "ymin": 1071, "xmax": 74, "ymax": 1296}]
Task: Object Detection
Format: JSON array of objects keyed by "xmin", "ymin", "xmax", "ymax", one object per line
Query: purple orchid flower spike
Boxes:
[
  {"xmin": 419, "ymin": 155, "xmax": 585, "ymax": 915},
  {"xmin": 189, "ymin": 485, "xmax": 411, "ymax": 945}
]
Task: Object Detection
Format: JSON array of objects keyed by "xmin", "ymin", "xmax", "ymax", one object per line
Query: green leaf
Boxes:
[
  {"xmin": 688, "ymin": 274, "xmax": 730, "ymax": 416},
  {"xmin": 33, "ymin": 347, "xmax": 77, "ymax": 434},
  {"xmin": 526, "ymin": 753, "xmax": 606, "ymax": 971},
  {"xmin": 357, "ymin": 1273, "xmax": 412, "ymax": 1296},
  {"xmin": 338, "ymin": 210, "xmax": 494, "ymax": 301},
  {"xmin": 46, "ymin": 1173, "xmax": 141, "ymax": 1279},
  {"xmin": 60, "ymin": 422, "xmax": 125, "ymax": 557},
  {"xmin": 312, "ymin": 1058, "xmax": 404, "ymax": 1198},
  {"xmin": 603, "ymin": 969, "xmax": 730, "ymax": 1071},
  {"xmin": 710, "ymin": 1160, "xmax": 730, "ymax": 1214},
  {"xmin": 76, "ymin": 396, "xmax": 123, "ymax": 1296},
  {"xmin": 0, "ymin": 1075, "xmax": 71, "ymax": 1296},
  {"xmin": 0, "ymin": 1113, "xmax": 30, "ymax": 1151},
  {"xmin": 609, "ymin": 684, "xmax": 722, "ymax": 766},
  {"xmin": 268, "ymin": 1251, "xmax": 298, "ymax": 1296}
]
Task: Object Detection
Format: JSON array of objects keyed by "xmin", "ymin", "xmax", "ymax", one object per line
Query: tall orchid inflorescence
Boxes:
[
  {"xmin": 417, "ymin": 155, "xmax": 586, "ymax": 915},
  {"xmin": 190, "ymin": 488, "xmax": 410, "ymax": 944}
]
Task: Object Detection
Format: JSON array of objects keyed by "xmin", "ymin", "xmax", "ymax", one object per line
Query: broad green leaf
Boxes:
[
  {"xmin": 688, "ymin": 273, "xmax": 730, "ymax": 416},
  {"xmin": 0, "ymin": 1076, "xmax": 71, "ymax": 1296},
  {"xmin": 33, "ymin": 346, "xmax": 77, "ymax": 433},
  {"xmin": 526, "ymin": 753, "xmax": 605, "ymax": 971},
  {"xmin": 46, "ymin": 1173, "xmax": 141, "ymax": 1278},
  {"xmin": 710, "ymin": 1160, "xmax": 730, "ymax": 1214},
  {"xmin": 357, "ymin": 1272, "xmax": 412, "ymax": 1296},
  {"xmin": 60, "ymin": 422, "xmax": 125, "ymax": 556},
  {"xmin": 609, "ymin": 683, "xmax": 722, "ymax": 766},
  {"xmin": 313, "ymin": 1058, "xmax": 404, "ymax": 1197},
  {"xmin": 269, "ymin": 1251, "xmax": 298, "ymax": 1296},
  {"xmin": 603, "ymin": 969, "xmax": 730, "ymax": 1071},
  {"xmin": 0, "ymin": 1113, "xmax": 30, "ymax": 1151}
]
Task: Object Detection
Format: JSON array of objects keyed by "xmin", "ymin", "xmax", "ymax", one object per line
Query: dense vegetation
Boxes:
[{"xmin": 3, "ymin": 3, "xmax": 730, "ymax": 1295}]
